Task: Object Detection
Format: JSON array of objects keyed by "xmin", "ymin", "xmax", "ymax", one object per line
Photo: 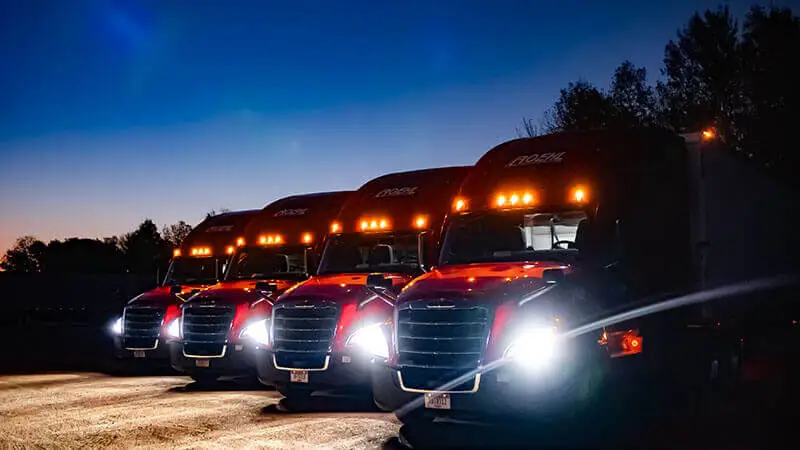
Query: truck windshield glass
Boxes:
[
  {"xmin": 226, "ymin": 245, "xmax": 307, "ymax": 280},
  {"xmin": 164, "ymin": 257, "xmax": 218, "ymax": 285},
  {"xmin": 440, "ymin": 210, "xmax": 587, "ymax": 265},
  {"xmin": 319, "ymin": 232, "xmax": 420, "ymax": 275}
]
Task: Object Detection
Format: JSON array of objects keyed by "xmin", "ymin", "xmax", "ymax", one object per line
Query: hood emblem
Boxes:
[{"xmin": 426, "ymin": 299, "xmax": 456, "ymax": 309}]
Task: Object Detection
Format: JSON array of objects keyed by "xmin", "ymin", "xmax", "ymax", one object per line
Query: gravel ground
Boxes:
[{"xmin": 0, "ymin": 373, "xmax": 399, "ymax": 449}]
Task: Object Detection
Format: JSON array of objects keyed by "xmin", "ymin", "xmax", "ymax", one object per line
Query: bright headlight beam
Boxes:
[
  {"xmin": 111, "ymin": 317, "xmax": 123, "ymax": 336},
  {"xmin": 504, "ymin": 326, "xmax": 557, "ymax": 370},
  {"xmin": 240, "ymin": 319, "xmax": 269, "ymax": 346},
  {"xmin": 166, "ymin": 318, "xmax": 181, "ymax": 340},
  {"xmin": 346, "ymin": 323, "xmax": 389, "ymax": 359}
]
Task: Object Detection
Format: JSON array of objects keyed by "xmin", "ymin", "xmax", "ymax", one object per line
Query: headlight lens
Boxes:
[
  {"xmin": 166, "ymin": 318, "xmax": 181, "ymax": 340},
  {"xmin": 240, "ymin": 319, "xmax": 270, "ymax": 346},
  {"xmin": 111, "ymin": 317, "xmax": 123, "ymax": 336},
  {"xmin": 504, "ymin": 326, "xmax": 558, "ymax": 370},
  {"xmin": 346, "ymin": 323, "xmax": 389, "ymax": 359}
]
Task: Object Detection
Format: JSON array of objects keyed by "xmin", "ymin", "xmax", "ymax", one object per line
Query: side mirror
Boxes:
[
  {"xmin": 542, "ymin": 268, "xmax": 565, "ymax": 284},
  {"xmin": 255, "ymin": 282, "xmax": 278, "ymax": 293},
  {"xmin": 366, "ymin": 273, "xmax": 393, "ymax": 289},
  {"xmin": 170, "ymin": 284, "xmax": 182, "ymax": 295},
  {"xmin": 418, "ymin": 231, "xmax": 431, "ymax": 272}
]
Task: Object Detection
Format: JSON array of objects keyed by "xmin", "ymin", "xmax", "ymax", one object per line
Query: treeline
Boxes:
[
  {"xmin": 522, "ymin": 5, "xmax": 799, "ymax": 183},
  {"xmin": 0, "ymin": 220, "xmax": 193, "ymax": 277}
]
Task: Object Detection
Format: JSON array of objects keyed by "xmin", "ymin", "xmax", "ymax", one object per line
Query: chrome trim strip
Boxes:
[
  {"xmin": 273, "ymin": 354, "xmax": 330, "ymax": 372},
  {"xmin": 125, "ymin": 339, "xmax": 159, "ymax": 351},
  {"xmin": 183, "ymin": 344, "xmax": 227, "ymax": 359},
  {"xmin": 396, "ymin": 370, "xmax": 481, "ymax": 394}
]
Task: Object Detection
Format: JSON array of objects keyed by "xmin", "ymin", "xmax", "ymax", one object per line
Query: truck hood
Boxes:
[
  {"xmin": 277, "ymin": 272, "xmax": 413, "ymax": 305},
  {"xmin": 126, "ymin": 284, "xmax": 211, "ymax": 308},
  {"xmin": 397, "ymin": 261, "xmax": 570, "ymax": 307},
  {"xmin": 186, "ymin": 278, "xmax": 298, "ymax": 306}
]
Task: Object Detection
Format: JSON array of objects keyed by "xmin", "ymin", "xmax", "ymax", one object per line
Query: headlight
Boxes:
[
  {"xmin": 240, "ymin": 319, "xmax": 270, "ymax": 346},
  {"xmin": 504, "ymin": 326, "xmax": 558, "ymax": 370},
  {"xmin": 111, "ymin": 317, "xmax": 123, "ymax": 336},
  {"xmin": 166, "ymin": 318, "xmax": 182, "ymax": 340},
  {"xmin": 346, "ymin": 323, "xmax": 389, "ymax": 359}
]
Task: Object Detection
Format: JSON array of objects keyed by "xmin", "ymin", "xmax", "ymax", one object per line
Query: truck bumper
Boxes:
[
  {"xmin": 256, "ymin": 349, "xmax": 373, "ymax": 392},
  {"xmin": 168, "ymin": 341, "xmax": 256, "ymax": 377},
  {"xmin": 113, "ymin": 335, "xmax": 170, "ymax": 362},
  {"xmin": 372, "ymin": 349, "xmax": 614, "ymax": 422}
]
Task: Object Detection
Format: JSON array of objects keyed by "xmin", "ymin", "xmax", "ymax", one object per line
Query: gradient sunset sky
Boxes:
[{"xmin": 0, "ymin": 0, "xmax": 775, "ymax": 253}]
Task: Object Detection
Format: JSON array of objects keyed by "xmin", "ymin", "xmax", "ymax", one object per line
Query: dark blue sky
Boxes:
[{"xmin": 0, "ymin": 0, "xmax": 773, "ymax": 252}]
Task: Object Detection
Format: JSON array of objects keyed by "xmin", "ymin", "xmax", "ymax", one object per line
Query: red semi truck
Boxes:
[
  {"xmin": 372, "ymin": 128, "xmax": 798, "ymax": 425},
  {"xmin": 256, "ymin": 167, "xmax": 469, "ymax": 405},
  {"xmin": 167, "ymin": 192, "xmax": 351, "ymax": 383},
  {"xmin": 112, "ymin": 210, "xmax": 259, "ymax": 365}
]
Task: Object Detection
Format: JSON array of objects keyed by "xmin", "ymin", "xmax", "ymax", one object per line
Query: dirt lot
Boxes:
[{"xmin": 0, "ymin": 373, "xmax": 399, "ymax": 449}]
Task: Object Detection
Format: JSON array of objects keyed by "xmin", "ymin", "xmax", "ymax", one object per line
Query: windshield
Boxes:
[
  {"xmin": 440, "ymin": 210, "xmax": 587, "ymax": 266},
  {"xmin": 319, "ymin": 232, "xmax": 421, "ymax": 275},
  {"xmin": 225, "ymin": 245, "xmax": 308, "ymax": 280},
  {"xmin": 163, "ymin": 257, "xmax": 219, "ymax": 286}
]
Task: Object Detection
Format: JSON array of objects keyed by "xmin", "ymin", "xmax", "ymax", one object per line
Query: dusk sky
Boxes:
[{"xmin": 0, "ymin": 0, "xmax": 777, "ymax": 254}]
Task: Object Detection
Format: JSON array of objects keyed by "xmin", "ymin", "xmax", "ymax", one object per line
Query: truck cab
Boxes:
[
  {"xmin": 256, "ymin": 167, "xmax": 469, "ymax": 405},
  {"xmin": 112, "ymin": 210, "xmax": 259, "ymax": 366},
  {"xmin": 168, "ymin": 192, "xmax": 351, "ymax": 383},
  {"xmin": 372, "ymin": 129, "xmax": 743, "ymax": 424}
]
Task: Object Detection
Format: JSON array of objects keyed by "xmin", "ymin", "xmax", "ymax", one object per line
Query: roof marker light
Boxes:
[
  {"xmin": 236, "ymin": 237, "xmax": 245, "ymax": 247},
  {"xmin": 302, "ymin": 233, "xmax": 313, "ymax": 244},
  {"xmin": 453, "ymin": 197, "xmax": 467, "ymax": 212},
  {"xmin": 414, "ymin": 215, "xmax": 427, "ymax": 229},
  {"xmin": 173, "ymin": 249, "xmax": 181, "ymax": 257},
  {"xmin": 330, "ymin": 222, "xmax": 341, "ymax": 233},
  {"xmin": 226, "ymin": 246, "xmax": 235, "ymax": 255},
  {"xmin": 496, "ymin": 195, "xmax": 507, "ymax": 207}
]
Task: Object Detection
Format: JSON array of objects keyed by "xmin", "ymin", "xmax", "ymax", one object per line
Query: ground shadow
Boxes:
[
  {"xmin": 260, "ymin": 392, "xmax": 379, "ymax": 415},
  {"xmin": 168, "ymin": 376, "xmax": 271, "ymax": 393}
]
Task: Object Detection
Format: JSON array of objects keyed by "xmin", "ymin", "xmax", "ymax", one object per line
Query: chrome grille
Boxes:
[
  {"xmin": 182, "ymin": 304, "xmax": 235, "ymax": 357},
  {"xmin": 272, "ymin": 302, "xmax": 339, "ymax": 369},
  {"xmin": 397, "ymin": 302, "xmax": 490, "ymax": 391},
  {"xmin": 122, "ymin": 305, "xmax": 166, "ymax": 350}
]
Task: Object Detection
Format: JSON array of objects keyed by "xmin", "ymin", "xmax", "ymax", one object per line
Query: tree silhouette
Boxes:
[
  {"xmin": 610, "ymin": 61, "xmax": 660, "ymax": 127},
  {"xmin": 544, "ymin": 80, "xmax": 615, "ymax": 132},
  {"xmin": 658, "ymin": 6, "xmax": 741, "ymax": 138},
  {"xmin": 120, "ymin": 219, "xmax": 170, "ymax": 275},
  {"xmin": 39, "ymin": 238, "xmax": 123, "ymax": 273},
  {"xmin": 739, "ymin": 6, "xmax": 800, "ymax": 173},
  {"xmin": 162, "ymin": 221, "xmax": 193, "ymax": 250},
  {"xmin": 0, "ymin": 236, "xmax": 46, "ymax": 273}
]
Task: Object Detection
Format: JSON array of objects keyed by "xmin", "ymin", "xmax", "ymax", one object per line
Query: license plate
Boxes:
[
  {"xmin": 133, "ymin": 351, "xmax": 146, "ymax": 358},
  {"xmin": 290, "ymin": 370, "xmax": 309, "ymax": 383},
  {"xmin": 195, "ymin": 359, "xmax": 210, "ymax": 368},
  {"xmin": 424, "ymin": 392, "xmax": 451, "ymax": 410}
]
